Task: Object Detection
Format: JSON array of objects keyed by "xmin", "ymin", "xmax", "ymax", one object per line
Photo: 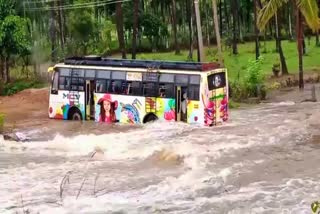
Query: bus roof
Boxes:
[{"xmin": 63, "ymin": 56, "xmax": 221, "ymax": 72}]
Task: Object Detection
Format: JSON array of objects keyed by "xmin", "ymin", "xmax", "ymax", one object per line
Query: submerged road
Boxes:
[{"xmin": 1, "ymin": 85, "xmax": 320, "ymax": 213}]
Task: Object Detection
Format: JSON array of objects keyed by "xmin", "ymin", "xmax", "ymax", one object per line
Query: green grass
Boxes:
[
  {"xmin": 113, "ymin": 39, "xmax": 320, "ymax": 82},
  {"xmin": 1, "ymin": 79, "xmax": 47, "ymax": 96}
]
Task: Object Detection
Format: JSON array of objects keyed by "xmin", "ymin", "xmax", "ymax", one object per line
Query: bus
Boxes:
[{"xmin": 48, "ymin": 56, "xmax": 229, "ymax": 126}]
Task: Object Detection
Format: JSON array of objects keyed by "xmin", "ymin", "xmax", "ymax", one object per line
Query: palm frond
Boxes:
[
  {"xmin": 257, "ymin": 0, "xmax": 288, "ymax": 31},
  {"xmin": 297, "ymin": 0, "xmax": 320, "ymax": 32}
]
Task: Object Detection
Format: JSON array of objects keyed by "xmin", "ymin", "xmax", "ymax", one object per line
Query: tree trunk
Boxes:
[
  {"xmin": 62, "ymin": 0, "xmax": 67, "ymax": 41},
  {"xmin": 237, "ymin": 0, "xmax": 243, "ymax": 43},
  {"xmin": 212, "ymin": 0, "xmax": 223, "ymax": 65},
  {"xmin": 191, "ymin": 1, "xmax": 198, "ymax": 61},
  {"xmin": 288, "ymin": 4, "xmax": 293, "ymax": 40},
  {"xmin": 224, "ymin": 0, "xmax": 230, "ymax": 36},
  {"xmin": 231, "ymin": 0, "xmax": 238, "ymax": 54},
  {"xmin": 116, "ymin": 2, "xmax": 127, "ymax": 59},
  {"xmin": 275, "ymin": 15, "xmax": 280, "ymax": 53},
  {"xmin": 219, "ymin": 0, "xmax": 223, "ymax": 37},
  {"xmin": 50, "ymin": 1, "xmax": 56, "ymax": 62},
  {"xmin": 4, "ymin": 56, "xmax": 10, "ymax": 83},
  {"xmin": 172, "ymin": 0, "xmax": 180, "ymax": 54},
  {"xmin": 205, "ymin": 2, "xmax": 210, "ymax": 47},
  {"xmin": 296, "ymin": 9, "xmax": 304, "ymax": 89},
  {"xmin": 186, "ymin": 0, "xmax": 193, "ymax": 60},
  {"xmin": 194, "ymin": 0, "xmax": 204, "ymax": 62},
  {"xmin": 279, "ymin": 34, "xmax": 288, "ymax": 75},
  {"xmin": 316, "ymin": 31, "xmax": 320, "ymax": 46},
  {"xmin": 0, "ymin": 56, "xmax": 4, "ymax": 80},
  {"xmin": 254, "ymin": 0, "xmax": 260, "ymax": 60},
  {"xmin": 57, "ymin": 0, "xmax": 64, "ymax": 51},
  {"xmin": 132, "ymin": 0, "xmax": 139, "ymax": 59},
  {"xmin": 303, "ymin": 36, "xmax": 306, "ymax": 55}
]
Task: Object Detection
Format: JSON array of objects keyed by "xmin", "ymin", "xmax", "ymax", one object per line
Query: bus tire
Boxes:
[
  {"xmin": 68, "ymin": 107, "xmax": 82, "ymax": 121},
  {"xmin": 143, "ymin": 113, "xmax": 158, "ymax": 123}
]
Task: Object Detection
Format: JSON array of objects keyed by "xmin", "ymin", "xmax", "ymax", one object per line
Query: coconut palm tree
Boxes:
[
  {"xmin": 212, "ymin": 0, "xmax": 223, "ymax": 65},
  {"xmin": 257, "ymin": 0, "xmax": 320, "ymax": 89},
  {"xmin": 132, "ymin": 0, "xmax": 139, "ymax": 59}
]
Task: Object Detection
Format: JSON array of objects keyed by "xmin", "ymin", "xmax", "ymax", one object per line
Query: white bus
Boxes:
[{"xmin": 48, "ymin": 56, "xmax": 229, "ymax": 126}]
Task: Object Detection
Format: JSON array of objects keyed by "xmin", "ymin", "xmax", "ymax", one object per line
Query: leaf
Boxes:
[
  {"xmin": 311, "ymin": 201, "xmax": 319, "ymax": 213},
  {"xmin": 297, "ymin": 0, "xmax": 320, "ymax": 32},
  {"xmin": 257, "ymin": 0, "xmax": 288, "ymax": 31}
]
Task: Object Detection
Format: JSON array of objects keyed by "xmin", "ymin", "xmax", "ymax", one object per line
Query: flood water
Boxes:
[{"xmin": 1, "ymin": 101, "xmax": 320, "ymax": 214}]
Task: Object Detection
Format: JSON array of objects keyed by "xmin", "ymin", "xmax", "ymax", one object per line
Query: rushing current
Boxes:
[{"xmin": 1, "ymin": 100, "xmax": 320, "ymax": 214}]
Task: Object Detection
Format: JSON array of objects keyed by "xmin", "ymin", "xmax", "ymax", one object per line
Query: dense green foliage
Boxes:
[
  {"xmin": 1, "ymin": 79, "xmax": 46, "ymax": 96},
  {"xmin": 0, "ymin": 0, "xmax": 319, "ymax": 99}
]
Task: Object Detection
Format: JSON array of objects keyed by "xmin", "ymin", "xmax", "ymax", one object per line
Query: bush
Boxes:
[
  {"xmin": 0, "ymin": 114, "xmax": 4, "ymax": 134},
  {"xmin": 229, "ymin": 99, "xmax": 241, "ymax": 109},
  {"xmin": 230, "ymin": 56, "xmax": 266, "ymax": 101},
  {"xmin": 1, "ymin": 80, "xmax": 46, "ymax": 96},
  {"xmin": 244, "ymin": 56, "xmax": 265, "ymax": 97}
]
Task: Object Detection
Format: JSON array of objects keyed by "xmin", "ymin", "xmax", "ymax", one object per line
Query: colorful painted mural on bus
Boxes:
[
  {"xmin": 214, "ymin": 88, "xmax": 229, "ymax": 122},
  {"xmin": 95, "ymin": 93, "xmax": 145, "ymax": 124},
  {"xmin": 201, "ymin": 77, "xmax": 215, "ymax": 126},
  {"xmin": 156, "ymin": 98, "xmax": 176, "ymax": 121},
  {"xmin": 119, "ymin": 98, "xmax": 143, "ymax": 124},
  {"xmin": 200, "ymin": 72, "xmax": 229, "ymax": 126},
  {"xmin": 49, "ymin": 91, "xmax": 85, "ymax": 120},
  {"xmin": 187, "ymin": 101, "xmax": 201, "ymax": 123}
]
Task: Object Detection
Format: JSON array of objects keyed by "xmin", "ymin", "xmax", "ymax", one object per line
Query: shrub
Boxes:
[
  {"xmin": 0, "ymin": 114, "xmax": 4, "ymax": 134},
  {"xmin": 229, "ymin": 56, "xmax": 266, "ymax": 101},
  {"xmin": 1, "ymin": 80, "xmax": 45, "ymax": 96},
  {"xmin": 243, "ymin": 56, "xmax": 265, "ymax": 97}
]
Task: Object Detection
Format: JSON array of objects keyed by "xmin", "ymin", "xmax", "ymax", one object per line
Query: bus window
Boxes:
[
  {"xmin": 159, "ymin": 73, "xmax": 174, "ymax": 83},
  {"xmin": 60, "ymin": 68, "xmax": 71, "ymax": 76},
  {"xmin": 143, "ymin": 82, "xmax": 157, "ymax": 97},
  {"xmin": 159, "ymin": 83, "xmax": 174, "ymax": 98},
  {"xmin": 96, "ymin": 79, "xmax": 109, "ymax": 93},
  {"xmin": 109, "ymin": 80, "xmax": 125, "ymax": 94},
  {"xmin": 126, "ymin": 81, "xmax": 142, "ymax": 95},
  {"xmin": 70, "ymin": 77, "xmax": 84, "ymax": 91},
  {"xmin": 72, "ymin": 69, "xmax": 85, "ymax": 77},
  {"xmin": 96, "ymin": 70, "xmax": 111, "ymax": 79},
  {"xmin": 175, "ymin": 74, "xmax": 189, "ymax": 84},
  {"xmin": 59, "ymin": 76, "xmax": 70, "ymax": 90},
  {"xmin": 85, "ymin": 69, "xmax": 96, "ymax": 79},
  {"xmin": 188, "ymin": 85, "xmax": 200, "ymax": 100},
  {"xmin": 189, "ymin": 75, "xmax": 200, "ymax": 84},
  {"xmin": 112, "ymin": 71, "xmax": 126, "ymax": 80},
  {"xmin": 52, "ymin": 71, "xmax": 59, "ymax": 92}
]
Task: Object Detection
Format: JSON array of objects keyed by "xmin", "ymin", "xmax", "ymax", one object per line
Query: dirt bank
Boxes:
[{"xmin": 0, "ymin": 88, "xmax": 49, "ymax": 130}]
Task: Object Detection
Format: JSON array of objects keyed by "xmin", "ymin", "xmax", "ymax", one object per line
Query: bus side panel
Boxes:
[
  {"xmin": 213, "ymin": 87, "xmax": 228, "ymax": 124},
  {"xmin": 94, "ymin": 93, "xmax": 146, "ymax": 124},
  {"xmin": 155, "ymin": 98, "xmax": 176, "ymax": 121},
  {"xmin": 202, "ymin": 69, "xmax": 229, "ymax": 126},
  {"xmin": 199, "ymin": 73, "xmax": 213, "ymax": 126},
  {"xmin": 187, "ymin": 100, "xmax": 201, "ymax": 124},
  {"xmin": 49, "ymin": 90, "xmax": 85, "ymax": 120}
]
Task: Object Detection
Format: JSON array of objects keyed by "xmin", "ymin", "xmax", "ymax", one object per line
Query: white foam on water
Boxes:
[
  {"xmin": 0, "ymin": 102, "xmax": 319, "ymax": 213},
  {"xmin": 267, "ymin": 101, "xmax": 296, "ymax": 106},
  {"xmin": 190, "ymin": 177, "xmax": 320, "ymax": 214}
]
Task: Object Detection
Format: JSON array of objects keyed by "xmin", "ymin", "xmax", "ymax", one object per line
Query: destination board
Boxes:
[
  {"xmin": 127, "ymin": 72, "xmax": 142, "ymax": 81},
  {"xmin": 143, "ymin": 72, "xmax": 159, "ymax": 82}
]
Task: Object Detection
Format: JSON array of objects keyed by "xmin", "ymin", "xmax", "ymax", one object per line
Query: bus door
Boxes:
[
  {"xmin": 175, "ymin": 86, "xmax": 188, "ymax": 122},
  {"xmin": 85, "ymin": 80, "xmax": 95, "ymax": 120}
]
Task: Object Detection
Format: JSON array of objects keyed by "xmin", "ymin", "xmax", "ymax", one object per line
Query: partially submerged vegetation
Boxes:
[{"xmin": 0, "ymin": 114, "xmax": 4, "ymax": 134}]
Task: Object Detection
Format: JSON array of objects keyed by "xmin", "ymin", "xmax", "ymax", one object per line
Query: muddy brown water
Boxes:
[{"xmin": 1, "ymin": 86, "xmax": 320, "ymax": 214}]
